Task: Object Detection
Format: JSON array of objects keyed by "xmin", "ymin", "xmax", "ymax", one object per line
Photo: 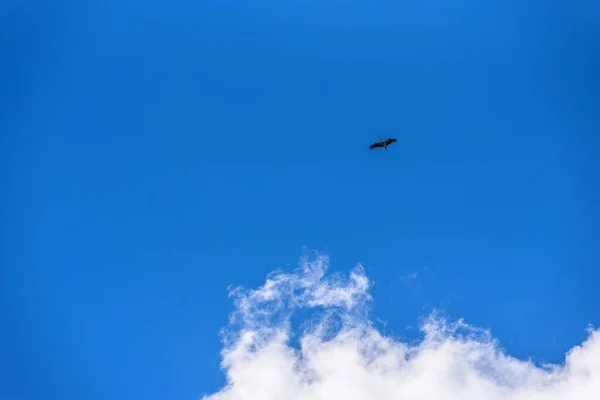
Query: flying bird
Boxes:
[{"xmin": 369, "ymin": 137, "xmax": 397, "ymax": 151}]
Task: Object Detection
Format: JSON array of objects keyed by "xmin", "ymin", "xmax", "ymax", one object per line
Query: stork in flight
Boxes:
[{"xmin": 369, "ymin": 137, "xmax": 397, "ymax": 151}]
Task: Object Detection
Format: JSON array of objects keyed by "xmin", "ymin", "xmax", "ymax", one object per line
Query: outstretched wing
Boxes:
[
  {"xmin": 384, "ymin": 138, "xmax": 397, "ymax": 146},
  {"xmin": 369, "ymin": 142, "xmax": 384, "ymax": 149}
]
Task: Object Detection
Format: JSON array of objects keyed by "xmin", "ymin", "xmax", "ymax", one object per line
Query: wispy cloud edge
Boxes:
[{"xmin": 205, "ymin": 252, "xmax": 600, "ymax": 400}]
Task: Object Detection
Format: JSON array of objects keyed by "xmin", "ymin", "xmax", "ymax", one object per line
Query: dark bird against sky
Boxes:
[{"xmin": 369, "ymin": 137, "xmax": 397, "ymax": 151}]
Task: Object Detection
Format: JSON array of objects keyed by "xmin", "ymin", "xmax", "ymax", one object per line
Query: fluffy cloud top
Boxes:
[{"xmin": 204, "ymin": 252, "xmax": 600, "ymax": 400}]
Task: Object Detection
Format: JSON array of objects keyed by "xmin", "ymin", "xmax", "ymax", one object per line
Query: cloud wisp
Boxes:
[{"xmin": 204, "ymin": 252, "xmax": 600, "ymax": 400}]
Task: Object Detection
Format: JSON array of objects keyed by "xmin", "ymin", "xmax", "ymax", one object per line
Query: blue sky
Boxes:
[{"xmin": 2, "ymin": 1, "xmax": 599, "ymax": 399}]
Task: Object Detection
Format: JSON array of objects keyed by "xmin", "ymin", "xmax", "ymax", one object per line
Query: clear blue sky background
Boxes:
[{"xmin": 1, "ymin": 0, "xmax": 598, "ymax": 399}]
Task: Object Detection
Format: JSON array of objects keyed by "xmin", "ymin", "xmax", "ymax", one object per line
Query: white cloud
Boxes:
[{"xmin": 204, "ymin": 252, "xmax": 600, "ymax": 400}]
